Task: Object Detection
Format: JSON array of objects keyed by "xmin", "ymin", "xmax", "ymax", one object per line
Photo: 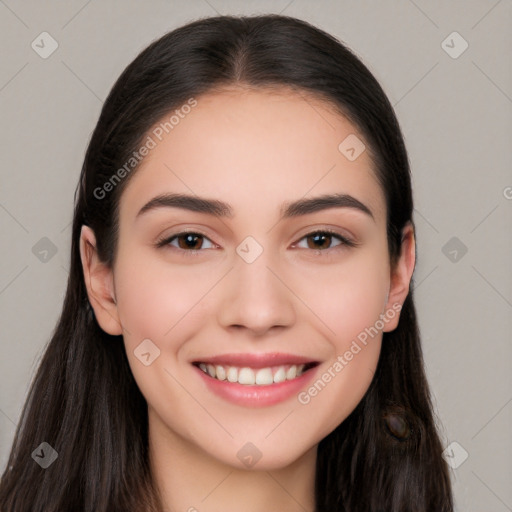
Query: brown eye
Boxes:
[
  {"xmin": 306, "ymin": 232, "xmax": 336, "ymax": 250},
  {"xmin": 175, "ymin": 233, "xmax": 204, "ymax": 250},
  {"xmin": 295, "ymin": 230, "xmax": 353, "ymax": 251},
  {"xmin": 157, "ymin": 232, "xmax": 215, "ymax": 251}
]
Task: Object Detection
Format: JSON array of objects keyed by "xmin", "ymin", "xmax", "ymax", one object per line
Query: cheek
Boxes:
[
  {"xmin": 113, "ymin": 246, "xmax": 218, "ymax": 351},
  {"xmin": 288, "ymin": 249, "xmax": 389, "ymax": 428},
  {"xmin": 112, "ymin": 249, "xmax": 217, "ymax": 408},
  {"xmin": 292, "ymin": 248, "xmax": 390, "ymax": 346}
]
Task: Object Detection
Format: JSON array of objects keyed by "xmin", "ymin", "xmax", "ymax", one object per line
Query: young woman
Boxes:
[{"xmin": 0, "ymin": 14, "xmax": 453, "ymax": 512}]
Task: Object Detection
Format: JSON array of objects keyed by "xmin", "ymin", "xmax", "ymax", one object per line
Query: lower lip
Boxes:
[{"xmin": 193, "ymin": 365, "xmax": 319, "ymax": 407}]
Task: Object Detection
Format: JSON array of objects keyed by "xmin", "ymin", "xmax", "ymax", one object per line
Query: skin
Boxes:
[{"xmin": 80, "ymin": 86, "xmax": 415, "ymax": 512}]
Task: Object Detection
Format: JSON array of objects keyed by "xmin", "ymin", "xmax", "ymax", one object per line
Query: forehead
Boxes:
[{"xmin": 118, "ymin": 87, "xmax": 386, "ymax": 223}]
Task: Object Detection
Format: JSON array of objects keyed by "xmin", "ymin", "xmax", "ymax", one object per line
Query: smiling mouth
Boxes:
[{"xmin": 193, "ymin": 362, "xmax": 318, "ymax": 386}]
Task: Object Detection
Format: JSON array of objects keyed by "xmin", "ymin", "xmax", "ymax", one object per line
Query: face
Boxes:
[{"xmin": 81, "ymin": 87, "xmax": 413, "ymax": 470}]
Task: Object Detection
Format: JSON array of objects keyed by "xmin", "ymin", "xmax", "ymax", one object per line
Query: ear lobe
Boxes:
[
  {"xmin": 383, "ymin": 222, "xmax": 416, "ymax": 332},
  {"xmin": 79, "ymin": 225, "xmax": 123, "ymax": 336}
]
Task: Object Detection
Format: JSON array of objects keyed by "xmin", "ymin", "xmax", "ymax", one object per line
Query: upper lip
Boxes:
[{"xmin": 192, "ymin": 352, "xmax": 319, "ymax": 368}]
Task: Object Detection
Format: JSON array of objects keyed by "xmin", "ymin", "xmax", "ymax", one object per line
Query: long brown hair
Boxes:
[{"xmin": 0, "ymin": 14, "xmax": 453, "ymax": 511}]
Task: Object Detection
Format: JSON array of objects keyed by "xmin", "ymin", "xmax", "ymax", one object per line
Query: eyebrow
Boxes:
[{"xmin": 136, "ymin": 192, "xmax": 374, "ymax": 221}]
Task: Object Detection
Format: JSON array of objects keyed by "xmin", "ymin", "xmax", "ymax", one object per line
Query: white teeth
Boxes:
[
  {"xmin": 238, "ymin": 367, "xmax": 256, "ymax": 385},
  {"xmin": 286, "ymin": 365, "xmax": 297, "ymax": 380},
  {"xmin": 215, "ymin": 365, "xmax": 226, "ymax": 381},
  {"xmin": 197, "ymin": 362, "xmax": 311, "ymax": 386},
  {"xmin": 273, "ymin": 367, "xmax": 286, "ymax": 383},
  {"xmin": 255, "ymin": 368, "xmax": 273, "ymax": 385},
  {"xmin": 227, "ymin": 366, "xmax": 238, "ymax": 383}
]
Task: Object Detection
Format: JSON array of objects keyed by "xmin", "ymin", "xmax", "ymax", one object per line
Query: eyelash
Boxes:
[{"xmin": 155, "ymin": 229, "xmax": 358, "ymax": 257}]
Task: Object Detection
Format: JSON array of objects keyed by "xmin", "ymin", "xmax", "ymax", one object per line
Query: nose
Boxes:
[{"xmin": 216, "ymin": 250, "xmax": 296, "ymax": 337}]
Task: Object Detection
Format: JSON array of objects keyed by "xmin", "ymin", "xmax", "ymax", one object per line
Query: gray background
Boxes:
[{"xmin": 1, "ymin": 1, "xmax": 511, "ymax": 509}]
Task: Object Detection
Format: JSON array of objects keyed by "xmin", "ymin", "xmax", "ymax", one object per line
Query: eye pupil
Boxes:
[
  {"xmin": 308, "ymin": 233, "xmax": 331, "ymax": 250},
  {"xmin": 179, "ymin": 234, "xmax": 202, "ymax": 250}
]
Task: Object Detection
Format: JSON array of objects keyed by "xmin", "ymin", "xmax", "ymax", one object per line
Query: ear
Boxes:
[
  {"xmin": 382, "ymin": 222, "xmax": 416, "ymax": 332},
  {"xmin": 79, "ymin": 225, "xmax": 123, "ymax": 335}
]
